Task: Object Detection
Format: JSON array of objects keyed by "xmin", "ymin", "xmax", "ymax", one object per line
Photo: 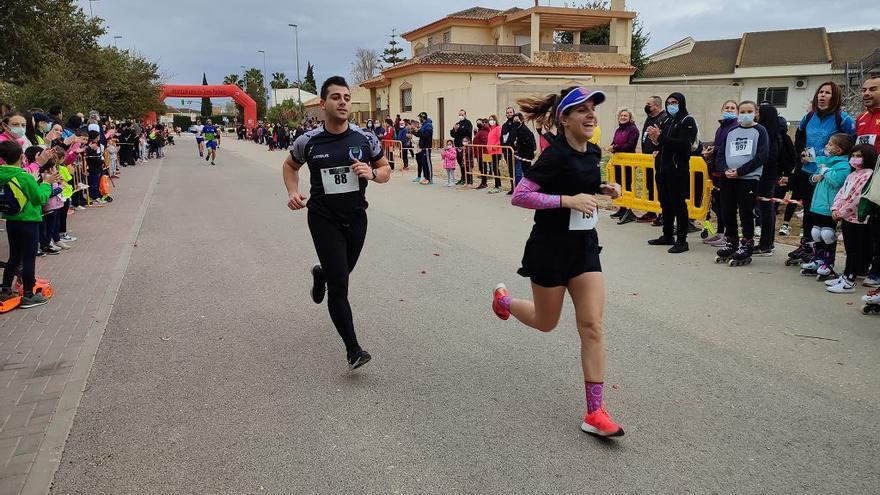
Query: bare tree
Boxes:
[{"xmin": 350, "ymin": 48, "xmax": 381, "ymax": 84}]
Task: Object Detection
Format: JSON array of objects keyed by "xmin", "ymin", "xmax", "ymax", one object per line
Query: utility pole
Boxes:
[
  {"xmin": 289, "ymin": 24, "xmax": 302, "ymax": 105},
  {"xmin": 257, "ymin": 50, "xmax": 269, "ymax": 107}
]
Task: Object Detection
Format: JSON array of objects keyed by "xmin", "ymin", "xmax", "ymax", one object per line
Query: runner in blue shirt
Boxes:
[{"xmin": 202, "ymin": 120, "xmax": 219, "ymax": 165}]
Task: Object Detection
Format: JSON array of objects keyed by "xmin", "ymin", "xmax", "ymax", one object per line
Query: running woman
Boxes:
[
  {"xmin": 202, "ymin": 119, "xmax": 218, "ymax": 165},
  {"xmin": 492, "ymin": 87, "xmax": 625, "ymax": 437},
  {"xmin": 283, "ymin": 76, "xmax": 392, "ymax": 370},
  {"xmin": 194, "ymin": 122, "xmax": 205, "ymax": 157}
]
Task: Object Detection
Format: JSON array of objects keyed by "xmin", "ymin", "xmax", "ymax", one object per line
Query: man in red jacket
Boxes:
[{"xmin": 856, "ymin": 76, "xmax": 880, "ymax": 153}]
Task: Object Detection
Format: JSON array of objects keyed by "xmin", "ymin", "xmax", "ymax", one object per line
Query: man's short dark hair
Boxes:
[{"xmin": 320, "ymin": 76, "xmax": 349, "ymax": 100}]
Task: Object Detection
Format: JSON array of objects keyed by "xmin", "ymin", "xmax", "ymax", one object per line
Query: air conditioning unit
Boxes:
[
  {"xmin": 795, "ymin": 79, "xmax": 808, "ymax": 89},
  {"xmin": 730, "ymin": 81, "xmax": 742, "ymax": 87}
]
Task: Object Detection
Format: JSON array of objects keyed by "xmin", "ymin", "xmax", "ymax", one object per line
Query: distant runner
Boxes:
[
  {"xmin": 283, "ymin": 76, "xmax": 392, "ymax": 370},
  {"xmin": 202, "ymin": 120, "xmax": 218, "ymax": 165},
  {"xmin": 194, "ymin": 122, "xmax": 205, "ymax": 157}
]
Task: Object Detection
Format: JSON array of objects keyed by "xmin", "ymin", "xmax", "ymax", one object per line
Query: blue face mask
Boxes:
[
  {"xmin": 666, "ymin": 104, "xmax": 679, "ymax": 117},
  {"xmin": 738, "ymin": 113, "xmax": 755, "ymax": 125},
  {"xmin": 722, "ymin": 112, "xmax": 737, "ymax": 120}
]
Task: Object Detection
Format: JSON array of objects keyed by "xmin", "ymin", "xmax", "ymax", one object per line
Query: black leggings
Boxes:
[
  {"xmin": 656, "ymin": 169, "xmax": 690, "ymax": 242},
  {"xmin": 842, "ymin": 221, "xmax": 872, "ymax": 278},
  {"xmin": 2, "ymin": 221, "xmax": 39, "ymax": 296},
  {"xmin": 307, "ymin": 211, "xmax": 368, "ymax": 356},
  {"xmin": 721, "ymin": 176, "xmax": 758, "ymax": 242},
  {"xmin": 757, "ymin": 174, "xmax": 777, "ymax": 249}
]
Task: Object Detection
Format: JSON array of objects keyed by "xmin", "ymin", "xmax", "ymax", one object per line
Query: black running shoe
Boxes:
[
  {"xmin": 310, "ymin": 264, "xmax": 326, "ymax": 304},
  {"xmin": 348, "ymin": 350, "xmax": 371, "ymax": 370}
]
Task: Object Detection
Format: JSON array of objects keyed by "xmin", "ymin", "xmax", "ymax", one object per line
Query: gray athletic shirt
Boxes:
[{"xmin": 717, "ymin": 124, "xmax": 769, "ymax": 180}]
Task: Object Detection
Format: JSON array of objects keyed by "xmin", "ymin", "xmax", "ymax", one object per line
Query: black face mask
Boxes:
[
  {"xmin": 476, "ymin": 123, "xmax": 483, "ymax": 129},
  {"xmin": 644, "ymin": 105, "xmax": 652, "ymax": 115}
]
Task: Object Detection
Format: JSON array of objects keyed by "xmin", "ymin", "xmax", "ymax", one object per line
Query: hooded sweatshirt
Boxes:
[
  {"xmin": 797, "ymin": 110, "xmax": 856, "ymax": 173},
  {"xmin": 656, "ymin": 92, "xmax": 698, "ymax": 173},
  {"xmin": 0, "ymin": 165, "xmax": 51, "ymax": 222},
  {"xmin": 413, "ymin": 118, "xmax": 433, "ymax": 149},
  {"xmin": 708, "ymin": 117, "xmax": 739, "ymax": 175},
  {"xmin": 810, "ymin": 154, "xmax": 852, "ymax": 216}
]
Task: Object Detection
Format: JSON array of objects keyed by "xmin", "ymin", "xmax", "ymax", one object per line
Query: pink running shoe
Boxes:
[
  {"xmin": 492, "ymin": 283, "xmax": 510, "ymax": 320},
  {"xmin": 581, "ymin": 408, "xmax": 624, "ymax": 437}
]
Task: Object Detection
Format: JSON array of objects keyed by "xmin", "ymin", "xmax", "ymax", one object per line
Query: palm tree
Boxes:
[
  {"xmin": 223, "ymin": 73, "xmax": 243, "ymax": 89},
  {"xmin": 270, "ymin": 72, "xmax": 291, "ymax": 106}
]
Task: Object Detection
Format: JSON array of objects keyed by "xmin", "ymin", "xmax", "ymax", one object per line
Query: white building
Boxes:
[
  {"xmin": 634, "ymin": 28, "xmax": 880, "ymax": 119},
  {"xmin": 271, "ymin": 88, "xmax": 318, "ymax": 107}
]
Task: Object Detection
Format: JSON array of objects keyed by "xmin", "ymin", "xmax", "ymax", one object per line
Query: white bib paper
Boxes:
[
  {"xmin": 857, "ymin": 134, "xmax": 877, "ymax": 146},
  {"xmin": 320, "ymin": 166, "xmax": 359, "ymax": 195},
  {"xmin": 569, "ymin": 208, "xmax": 599, "ymax": 230},
  {"xmin": 730, "ymin": 138, "xmax": 754, "ymax": 157}
]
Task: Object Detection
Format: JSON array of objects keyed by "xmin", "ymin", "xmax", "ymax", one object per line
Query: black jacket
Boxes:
[
  {"xmin": 501, "ymin": 118, "xmax": 517, "ymax": 148},
  {"xmin": 513, "ymin": 124, "xmax": 536, "ymax": 160},
  {"xmin": 641, "ymin": 110, "xmax": 667, "ymax": 155},
  {"xmin": 656, "ymin": 93, "xmax": 697, "ymax": 172},
  {"xmin": 450, "ymin": 118, "xmax": 473, "ymax": 147}
]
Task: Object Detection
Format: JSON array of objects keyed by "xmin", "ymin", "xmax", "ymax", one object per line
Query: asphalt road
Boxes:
[{"xmin": 50, "ymin": 135, "xmax": 880, "ymax": 494}]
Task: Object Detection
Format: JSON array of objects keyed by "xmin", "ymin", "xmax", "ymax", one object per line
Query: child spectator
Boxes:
[
  {"xmin": 442, "ymin": 139, "xmax": 457, "ymax": 187},
  {"xmin": 0, "ymin": 141, "xmax": 55, "ymax": 308},
  {"xmin": 802, "ymin": 133, "xmax": 854, "ymax": 278},
  {"xmin": 25, "ymin": 147, "xmax": 65, "ymax": 255},
  {"xmin": 107, "ymin": 137, "xmax": 120, "ymax": 178},
  {"xmin": 826, "ymin": 144, "xmax": 876, "ymax": 292},
  {"xmin": 85, "ymin": 136, "xmax": 106, "ymax": 205}
]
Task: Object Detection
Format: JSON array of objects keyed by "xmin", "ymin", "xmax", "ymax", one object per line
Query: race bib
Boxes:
[
  {"xmin": 857, "ymin": 134, "xmax": 877, "ymax": 146},
  {"xmin": 730, "ymin": 137, "xmax": 753, "ymax": 157},
  {"xmin": 320, "ymin": 166, "xmax": 359, "ymax": 195},
  {"xmin": 569, "ymin": 208, "xmax": 599, "ymax": 230}
]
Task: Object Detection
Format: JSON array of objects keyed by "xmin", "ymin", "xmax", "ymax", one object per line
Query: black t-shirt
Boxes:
[
  {"xmin": 523, "ymin": 136, "xmax": 602, "ymax": 232},
  {"xmin": 290, "ymin": 124, "xmax": 383, "ymax": 221}
]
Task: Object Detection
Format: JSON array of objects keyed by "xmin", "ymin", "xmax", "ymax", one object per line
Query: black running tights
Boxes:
[{"xmin": 307, "ymin": 211, "xmax": 368, "ymax": 356}]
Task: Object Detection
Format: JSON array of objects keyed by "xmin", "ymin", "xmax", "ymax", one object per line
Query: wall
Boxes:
[
  {"xmin": 451, "ymin": 26, "xmax": 494, "ymax": 45},
  {"xmin": 531, "ymin": 51, "xmax": 630, "ymax": 68}
]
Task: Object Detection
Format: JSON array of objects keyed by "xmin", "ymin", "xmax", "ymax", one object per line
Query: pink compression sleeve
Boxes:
[{"xmin": 511, "ymin": 177, "xmax": 561, "ymax": 210}]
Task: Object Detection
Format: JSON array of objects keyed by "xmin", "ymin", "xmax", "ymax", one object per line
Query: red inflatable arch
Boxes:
[{"xmin": 147, "ymin": 84, "xmax": 257, "ymax": 131}]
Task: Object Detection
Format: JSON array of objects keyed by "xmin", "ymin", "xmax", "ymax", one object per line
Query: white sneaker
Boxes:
[
  {"xmin": 74, "ymin": 206, "xmax": 86, "ymax": 211},
  {"xmin": 824, "ymin": 275, "xmax": 845, "ymax": 287},
  {"xmin": 827, "ymin": 279, "xmax": 855, "ymax": 294},
  {"xmin": 778, "ymin": 224, "xmax": 791, "ymax": 236},
  {"xmin": 55, "ymin": 241, "xmax": 71, "ymax": 250},
  {"xmin": 60, "ymin": 233, "xmax": 77, "ymax": 242},
  {"xmin": 77, "ymin": 182, "xmax": 88, "ymax": 191},
  {"xmin": 862, "ymin": 289, "xmax": 880, "ymax": 303}
]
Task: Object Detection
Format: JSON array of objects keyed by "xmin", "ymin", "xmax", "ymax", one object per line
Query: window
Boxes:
[
  {"xmin": 442, "ymin": 31, "xmax": 451, "ymax": 44},
  {"xmin": 401, "ymin": 87, "xmax": 412, "ymax": 112},
  {"xmin": 427, "ymin": 36, "xmax": 435, "ymax": 46},
  {"xmin": 757, "ymin": 87, "xmax": 788, "ymax": 107}
]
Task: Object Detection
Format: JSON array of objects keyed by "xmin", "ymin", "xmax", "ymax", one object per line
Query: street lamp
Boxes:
[
  {"xmin": 257, "ymin": 50, "xmax": 269, "ymax": 107},
  {"xmin": 113, "ymin": 35, "xmax": 123, "ymax": 48},
  {"xmin": 88, "ymin": 0, "xmax": 99, "ymax": 17},
  {"xmin": 289, "ymin": 24, "xmax": 302, "ymax": 105}
]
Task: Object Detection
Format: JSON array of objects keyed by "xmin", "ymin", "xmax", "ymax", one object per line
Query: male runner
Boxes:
[
  {"xmin": 194, "ymin": 122, "xmax": 205, "ymax": 157},
  {"xmin": 283, "ymin": 76, "xmax": 392, "ymax": 370},
  {"xmin": 202, "ymin": 119, "xmax": 218, "ymax": 165}
]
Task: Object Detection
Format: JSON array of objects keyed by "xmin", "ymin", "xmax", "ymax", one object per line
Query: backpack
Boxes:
[
  {"xmin": 684, "ymin": 115, "xmax": 700, "ymax": 153},
  {"xmin": 0, "ymin": 178, "xmax": 27, "ymax": 215}
]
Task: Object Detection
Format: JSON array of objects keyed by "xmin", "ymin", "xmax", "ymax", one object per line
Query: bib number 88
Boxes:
[{"xmin": 334, "ymin": 174, "xmax": 348, "ymax": 185}]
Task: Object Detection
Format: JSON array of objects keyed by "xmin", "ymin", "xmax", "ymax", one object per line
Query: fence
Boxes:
[
  {"xmin": 380, "ymin": 141, "xmax": 518, "ymax": 188},
  {"xmin": 605, "ymin": 152, "xmax": 712, "ymax": 221}
]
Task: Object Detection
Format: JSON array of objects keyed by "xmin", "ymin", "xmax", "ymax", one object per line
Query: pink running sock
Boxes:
[{"xmin": 585, "ymin": 381, "xmax": 604, "ymax": 413}]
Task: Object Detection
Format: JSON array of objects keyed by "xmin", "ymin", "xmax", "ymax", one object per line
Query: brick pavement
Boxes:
[{"xmin": 0, "ymin": 158, "xmax": 162, "ymax": 495}]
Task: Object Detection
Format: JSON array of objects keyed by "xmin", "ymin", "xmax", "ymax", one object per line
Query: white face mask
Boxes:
[
  {"xmin": 458, "ymin": 115, "xmax": 465, "ymax": 121},
  {"xmin": 489, "ymin": 120, "xmax": 496, "ymax": 126}
]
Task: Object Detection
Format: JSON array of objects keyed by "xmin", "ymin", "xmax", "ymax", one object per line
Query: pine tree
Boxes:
[
  {"xmin": 381, "ymin": 28, "xmax": 405, "ymax": 66},
  {"xmin": 301, "ymin": 62, "xmax": 317, "ymax": 94},
  {"xmin": 200, "ymin": 73, "xmax": 212, "ymax": 118}
]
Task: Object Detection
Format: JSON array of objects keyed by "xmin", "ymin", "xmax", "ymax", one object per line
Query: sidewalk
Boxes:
[{"xmin": 0, "ymin": 158, "xmax": 162, "ymax": 495}]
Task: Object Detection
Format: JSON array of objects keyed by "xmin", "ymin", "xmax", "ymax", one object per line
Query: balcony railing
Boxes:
[
  {"xmin": 414, "ymin": 43, "xmax": 524, "ymax": 57},
  {"xmin": 539, "ymin": 43, "xmax": 618, "ymax": 54}
]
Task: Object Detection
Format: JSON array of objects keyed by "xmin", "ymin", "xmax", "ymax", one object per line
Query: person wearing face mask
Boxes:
[
  {"xmin": 412, "ymin": 112, "xmax": 434, "ymax": 185},
  {"xmin": 472, "ymin": 118, "xmax": 490, "ymax": 189},
  {"xmin": 701, "ymin": 100, "xmax": 739, "ymax": 246},
  {"xmin": 639, "ymin": 96, "xmax": 665, "ymax": 224},
  {"xmin": 501, "ymin": 106, "xmax": 517, "ymax": 191},
  {"xmin": 789, "ymin": 82, "xmax": 857, "ymax": 264},
  {"xmin": 492, "ymin": 87, "xmax": 624, "ymax": 438},
  {"xmin": 511, "ymin": 112, "xmax": 536, "ymax": 192},
  {"xmin": 396, "ymin": 119, "xmax": 411, "ymax": 171},
  {"xmin": 32, "ymin": 113, "xmax": 52, "ymax": 146},
  {"xmin": 714, "ymin": 101, "xmax": 769, "ymax": 266},
  {"xmin": 0, "ymin": 112, "xmax": 32, "ymax": 151},
  {"xmin": 450, "ymin": 109, "xmax": 473, "ymax": 185},
  {"xmin": 486, "ymin": 115, "xmax": 503, "ymax": 193},
  {"xmin": 645, "ymin": 92, "xmax": 698, "ymax": 253}
]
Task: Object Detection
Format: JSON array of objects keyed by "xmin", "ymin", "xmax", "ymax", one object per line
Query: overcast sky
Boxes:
[{"xmin": 78, "ymin": 0, "xmax": 875, "ymax": 106}]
